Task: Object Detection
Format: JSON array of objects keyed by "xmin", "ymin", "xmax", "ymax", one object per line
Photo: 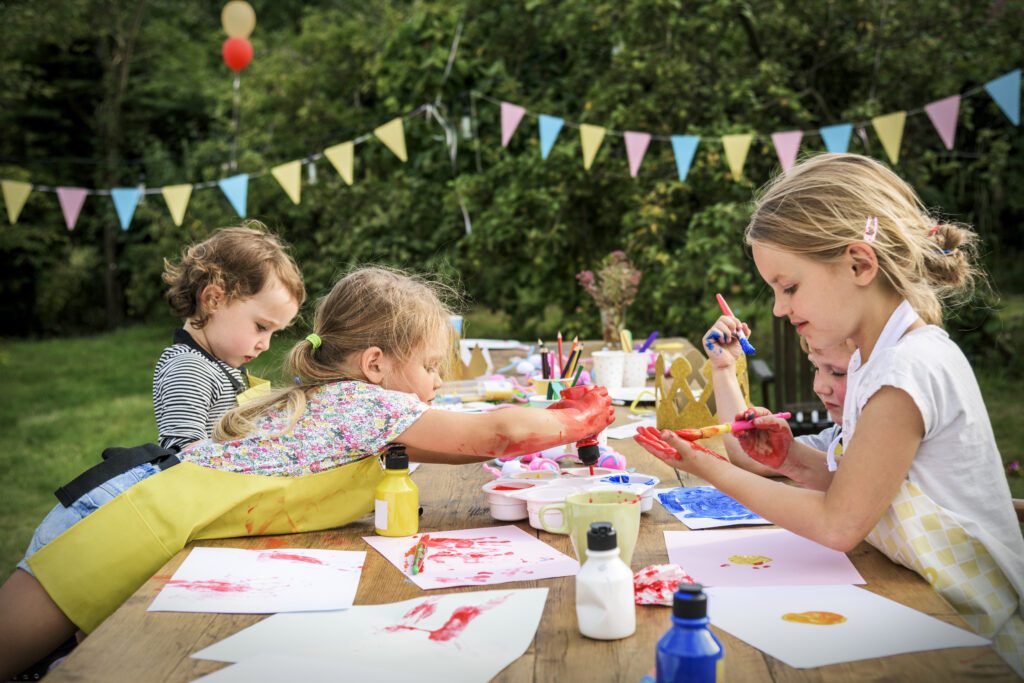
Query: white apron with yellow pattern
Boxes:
[
  {"xmin": 867, "ymin": 480, "xmax": 1024, "ymax": 677},
  {"xmin": 27, "ymin": 457, "xmax": 383, "ymax": 633}
]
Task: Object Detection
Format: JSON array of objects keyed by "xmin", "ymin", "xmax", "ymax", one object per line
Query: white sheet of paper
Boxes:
[
  {"xmin": 664, "ymin": 528, "xmax": 864, "ymax": 586},
  {"xmin": 656, "ymin": 486, "xmax": 772, "ymax": 529},
  {"xmin": 193, "ymin": 588, "xmax": 549, "ymax": 683},
  {"xmin": 363, "ymin": 525, "xmax": 578, "ymax": 590},
  {"xmin": 605, "ymin": 418, "xmax": 656, "ymax": 440},
  {"xmin": 147, "ymin": 547, "xmax": 364, "ymax": 614},
  {"xmin": 706, "ymin": 585, "xmax": 989, "ymax": 668}
]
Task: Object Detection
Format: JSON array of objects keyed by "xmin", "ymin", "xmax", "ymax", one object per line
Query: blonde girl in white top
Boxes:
[{"xmin": 636, "ymin": 153, "xmax": 1024, "ymax": 675}]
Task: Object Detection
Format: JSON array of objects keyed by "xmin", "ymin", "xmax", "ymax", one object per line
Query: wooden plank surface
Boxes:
[{"xmin": 45, "ymin": 405, "xmax": 1017, "ymax": 682}]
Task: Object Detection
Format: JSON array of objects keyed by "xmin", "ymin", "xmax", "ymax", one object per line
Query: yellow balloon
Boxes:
[{"xmin": 221, "ymin": 1, "xmax": 256, "ymax": 39}]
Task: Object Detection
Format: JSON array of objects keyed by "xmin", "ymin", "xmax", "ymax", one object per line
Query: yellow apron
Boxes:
[
  {"xmin": 236, "ymin": 371, "xmax": 272, "ymax": 405},
  {"xmin": 27, "ymin": 457, "xmax": 383, "ymax": 633},
  {"xmin": 867, "ymin": 480, "xmax": 1024, "ymax": 677}
]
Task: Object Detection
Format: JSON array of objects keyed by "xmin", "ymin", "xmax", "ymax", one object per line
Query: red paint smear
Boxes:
[
  {"xmin": 384, "ymin": 594, "xmax": 510, "ymax": 641},
  {"xmin": 247, "ymin": 505, "xmax": 257, "ymax": 514},
  {"xmin": 259, "ymin": 551, "xmax": 324, "ymax": 565},
  {"xmin": 262, "ymin": 537, "xmax": 287, "ymax": 549},
  {"xmin": 689, "ymin": 440, "xmax": 729, "ymax": 462},
  {"xmin": 403, "ymin": 598, "xmax": 439, "ymax": 622},
  {"xmin": 167, "ymin": 579, "xmax": 251, "ymax": 593},
  {"xmin": 492, "ymin": 485, "xmax": 531, "ymax": 491},
  {"xmin": 151, "ymin": 574, "xmax": 173, "ymax": 584}
]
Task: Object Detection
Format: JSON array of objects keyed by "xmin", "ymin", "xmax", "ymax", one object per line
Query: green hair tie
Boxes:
[{"xmin": 306, "ymin": 333, "xmax": 322, "ymax": 349}]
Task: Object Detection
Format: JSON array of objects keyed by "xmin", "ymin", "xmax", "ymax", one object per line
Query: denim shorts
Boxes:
[{"xmin": 18, "ymin": 463, "xmax": 160, "ymax": 576}]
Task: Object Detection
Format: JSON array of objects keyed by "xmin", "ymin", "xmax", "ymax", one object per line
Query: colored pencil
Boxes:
[{"xmin": 557, "ymin": 331, "xmax": 564, "ymax": 376}]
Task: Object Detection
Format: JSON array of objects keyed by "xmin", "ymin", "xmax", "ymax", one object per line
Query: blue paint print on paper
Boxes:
[{"xmin": 657, "ymin": 487, "xmax": 760, "ymax": 521}]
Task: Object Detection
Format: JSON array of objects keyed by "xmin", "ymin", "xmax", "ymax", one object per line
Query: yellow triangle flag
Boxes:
[
  {"xmin": 271, "ymin": 160, "xmax": 302, "ymax": 204},
  {"xmin": 324, "ymin": 141, "xmax": 354, "ymax": 185},
  {"xmin": 161, "ymin": 184, "xmax": 192, "ymax": 226},
  {"xmin": 721, "ymin": 134, "xmax": 754, "ymax": 180},
  {"xmin": 579, "ymin": 124, "xmax": 607, "ymax": 170},
  {"xmin": 2, "ymin": 180, "xmax": 32, "ymax": 224},
  {"xmin": 871, "ymin": 111, "xmax": 906, "ymax": 164},
  {"xmin": 373, "ymin": 118, "xmax": 407, "ymax": 162}
]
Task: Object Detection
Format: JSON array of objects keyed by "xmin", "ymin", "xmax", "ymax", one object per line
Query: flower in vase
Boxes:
[{"xmin": 577, "ymin": 251, "xmax": 642, "ymax": 342}]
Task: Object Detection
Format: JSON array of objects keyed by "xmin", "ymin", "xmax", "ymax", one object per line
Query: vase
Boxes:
[{"xmin": 600, "ymin": 308, "xmax": 625, "ymax": 344}]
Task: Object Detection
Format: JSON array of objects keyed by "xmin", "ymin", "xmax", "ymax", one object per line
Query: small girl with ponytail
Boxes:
[
  {"xmin": 636, "ymin": 153, "xmax": 1024, "ymax": 676},
  {"xmin": 0, "ymin": 266, "xmax": 615, "ymax": 679}
]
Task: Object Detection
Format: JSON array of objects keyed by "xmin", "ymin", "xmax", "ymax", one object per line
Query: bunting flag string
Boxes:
[
  {"xmin": 1, "ymin": 69, "xmax": 1020, "ymax": 228},
  {"xmin": 476, "ymin": 67, "xmax": 1020, "ymax": 181},
  {"xmin": 0, "ymin": 104, "xmax": 428, "ymax": 227}
]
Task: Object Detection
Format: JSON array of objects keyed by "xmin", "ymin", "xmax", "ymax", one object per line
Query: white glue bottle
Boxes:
[{"xmin": 575, "ymin": 521, "xmax": 636, "ymax": 640}]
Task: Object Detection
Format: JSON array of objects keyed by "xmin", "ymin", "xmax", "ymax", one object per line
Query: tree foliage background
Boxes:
[{"xmin": 1, "ymin": 0, "xmax": 1021, "ymax": 365}]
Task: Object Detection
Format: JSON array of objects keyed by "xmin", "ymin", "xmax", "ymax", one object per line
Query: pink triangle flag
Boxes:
[
  {"xmin": 924, "ymin": 94, "xmax": 961, "ymax": 150},
  {"xmin": 56, "ymin": 187, "xmax": 88, "ymax": 230},
  {"xmin": 771, "ymin": 131, "xmax": 803, "ymax": 174},
  {"xmin": 623, "ymin": 131, "xmax": 652, "ymax": 178},
  {"xmin": 500, "ymin": 102, "xmax": 527, "ymax": 147}
]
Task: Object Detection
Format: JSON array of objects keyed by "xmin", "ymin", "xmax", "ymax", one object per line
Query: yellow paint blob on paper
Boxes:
[
  {"xmin": 728, "ymin": 554, "xmax": 772, "ymax": 565},
  {"xmin": 782, "ymin": 611, "xmax": 847, "ymax": 626}
]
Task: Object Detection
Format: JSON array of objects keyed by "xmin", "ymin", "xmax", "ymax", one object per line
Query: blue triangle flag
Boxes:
[
  {"xmin": 984, "ymin": 69, "xmax": 1020, "ymax": 126},
  {"xmin": 218, "ymin": 174, "xmax": 249, "ymax": 218},
  {"xmin": 819, "ymin": 123, "xmax": 854, "ymax": 154},
  {"xmin": 538, "ymin": 115, "xmax": 564, "ymax": 160},
  {"xmin": 670, "ymin": 135, "xmax": 700, "ymax": 181},
  {"xmin": 110, "ymin": 187, "xmax": 141, "ymax": 231}
]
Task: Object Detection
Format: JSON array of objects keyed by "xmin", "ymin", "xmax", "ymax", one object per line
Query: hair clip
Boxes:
[
  {"xmin": 927, "ymin": 224, "xmax": 940, "ymax": 237},
  {"xmin": 863, "ymin": 216, "xmax": 879, "ymax": 243},
  {"xmin": 943, "ymin": 247, "xmax": 958, "ymax": 256},
  {"xmin": 306, "ymin": 333, "xmax": 322, "ymax": 349}
]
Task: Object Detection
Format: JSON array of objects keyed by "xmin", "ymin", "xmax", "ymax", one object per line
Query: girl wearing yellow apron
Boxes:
[
  {"xmin": 0, "ymin": 266, "xmax": 616, "ymax": 679},
  {"xmin": 635, "ymin": 154, "xmax": 1024, "ymax": 676}
]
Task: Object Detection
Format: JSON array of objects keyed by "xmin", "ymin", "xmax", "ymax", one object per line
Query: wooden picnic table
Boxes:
[{"xmin": 44, "ymin": 401, "xmax": 1016, "ymax": 682}]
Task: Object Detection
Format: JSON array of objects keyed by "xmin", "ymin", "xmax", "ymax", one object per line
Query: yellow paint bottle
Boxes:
[{"xmin": 374, "ymin": 444, "xmax": 419, "ymax": 537}]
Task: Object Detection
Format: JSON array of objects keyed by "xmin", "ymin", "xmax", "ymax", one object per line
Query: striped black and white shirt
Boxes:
[{"xmin": 152, "ymin": 329, "xmax": 245, "ymax": 451}]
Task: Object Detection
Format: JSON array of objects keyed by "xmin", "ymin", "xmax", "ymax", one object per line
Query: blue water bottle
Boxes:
[{"xmin": 656, "ymin": 583, "xmax": 724, "ymax": 682}]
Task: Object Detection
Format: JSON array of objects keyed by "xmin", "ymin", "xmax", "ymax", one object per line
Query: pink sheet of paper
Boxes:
[
  {"xmin": 363, "ymin": 525, "xmax": 579, "ymax": 590},
  {"xmin": 664, "ymin": 528, "xmax": 865, "ymax": 587}
]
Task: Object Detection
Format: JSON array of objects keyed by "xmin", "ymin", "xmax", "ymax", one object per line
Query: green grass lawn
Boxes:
[{"xmin": 0, "ymin": 321, "xmax": 1020, "ymax": 580}]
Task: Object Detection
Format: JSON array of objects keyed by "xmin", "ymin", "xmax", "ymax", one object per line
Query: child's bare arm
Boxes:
[{"xmin": 399, "ymin": 385, "xmax": 616, "ymax": 462}]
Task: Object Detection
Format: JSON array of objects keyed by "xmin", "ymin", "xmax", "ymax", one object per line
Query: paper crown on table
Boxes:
[
  {"xmin": 447, "ymin": 344, "xmax": 489, "ymax": 381},
  {"xmin": 654, "ymin": 353, "xmax": 751, "ymax": 459}
]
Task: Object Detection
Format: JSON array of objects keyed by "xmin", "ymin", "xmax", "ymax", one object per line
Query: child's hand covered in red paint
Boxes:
[
  {"xmin": 703, "ymin": 315, "xmax": 750, "ymax": 370},
  {"xmin": 734, "ymin": 408, "xmax": 793, "ymax": 469},
  {"xmin": 546, "ymin": 384, "xmax": 616, "ymax": 440},
  {"xmin": 634, "ymin": 426, "xmax": 730, "ymax": 471}
]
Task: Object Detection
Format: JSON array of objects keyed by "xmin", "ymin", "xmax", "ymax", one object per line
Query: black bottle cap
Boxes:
[
  {"xmin": 384, "ymin": 444, "xmax": 409, "ymax": 470},
  {"xmin": 586, "ymin": 522, "xmax": 618, "ymax": 551},
  {"xmin": 672, "ymin": 583, "xmax": 708, "ymax": 619},
  {"xmin": 577, "ymin": 443, "xmax": 601, "ymax": 466}
]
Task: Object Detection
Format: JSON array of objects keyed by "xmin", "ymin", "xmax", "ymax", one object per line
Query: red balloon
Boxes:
[{"xmin": 222, "ymin": 37, "xmax": 253, "ymax": 72}]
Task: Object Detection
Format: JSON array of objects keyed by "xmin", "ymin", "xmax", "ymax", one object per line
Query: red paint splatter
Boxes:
[
  {"xmin": 261, "ymin": 537, "xmax": 287, "ymax": 549},
  {"xmin": 384, "ymin": 594, "xmax": 510, "ymax": 641},
  {"xmin": 151, "ymin": 574, "xmax": 173, "ymax": 584},
  {"xmin": 403, "ymin": 598, "xmax": 439, "ymax": 622},
  {"xmin": 258, "ymin": 551, "xmax": 324, "ymax": 565},
  {"xmin": 167, "ymin": 579, "xmax": 251, "ymax": 593},
  {"xmin": 492, "ymin": 485, "xmax": 530, "ymax": 491}
]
